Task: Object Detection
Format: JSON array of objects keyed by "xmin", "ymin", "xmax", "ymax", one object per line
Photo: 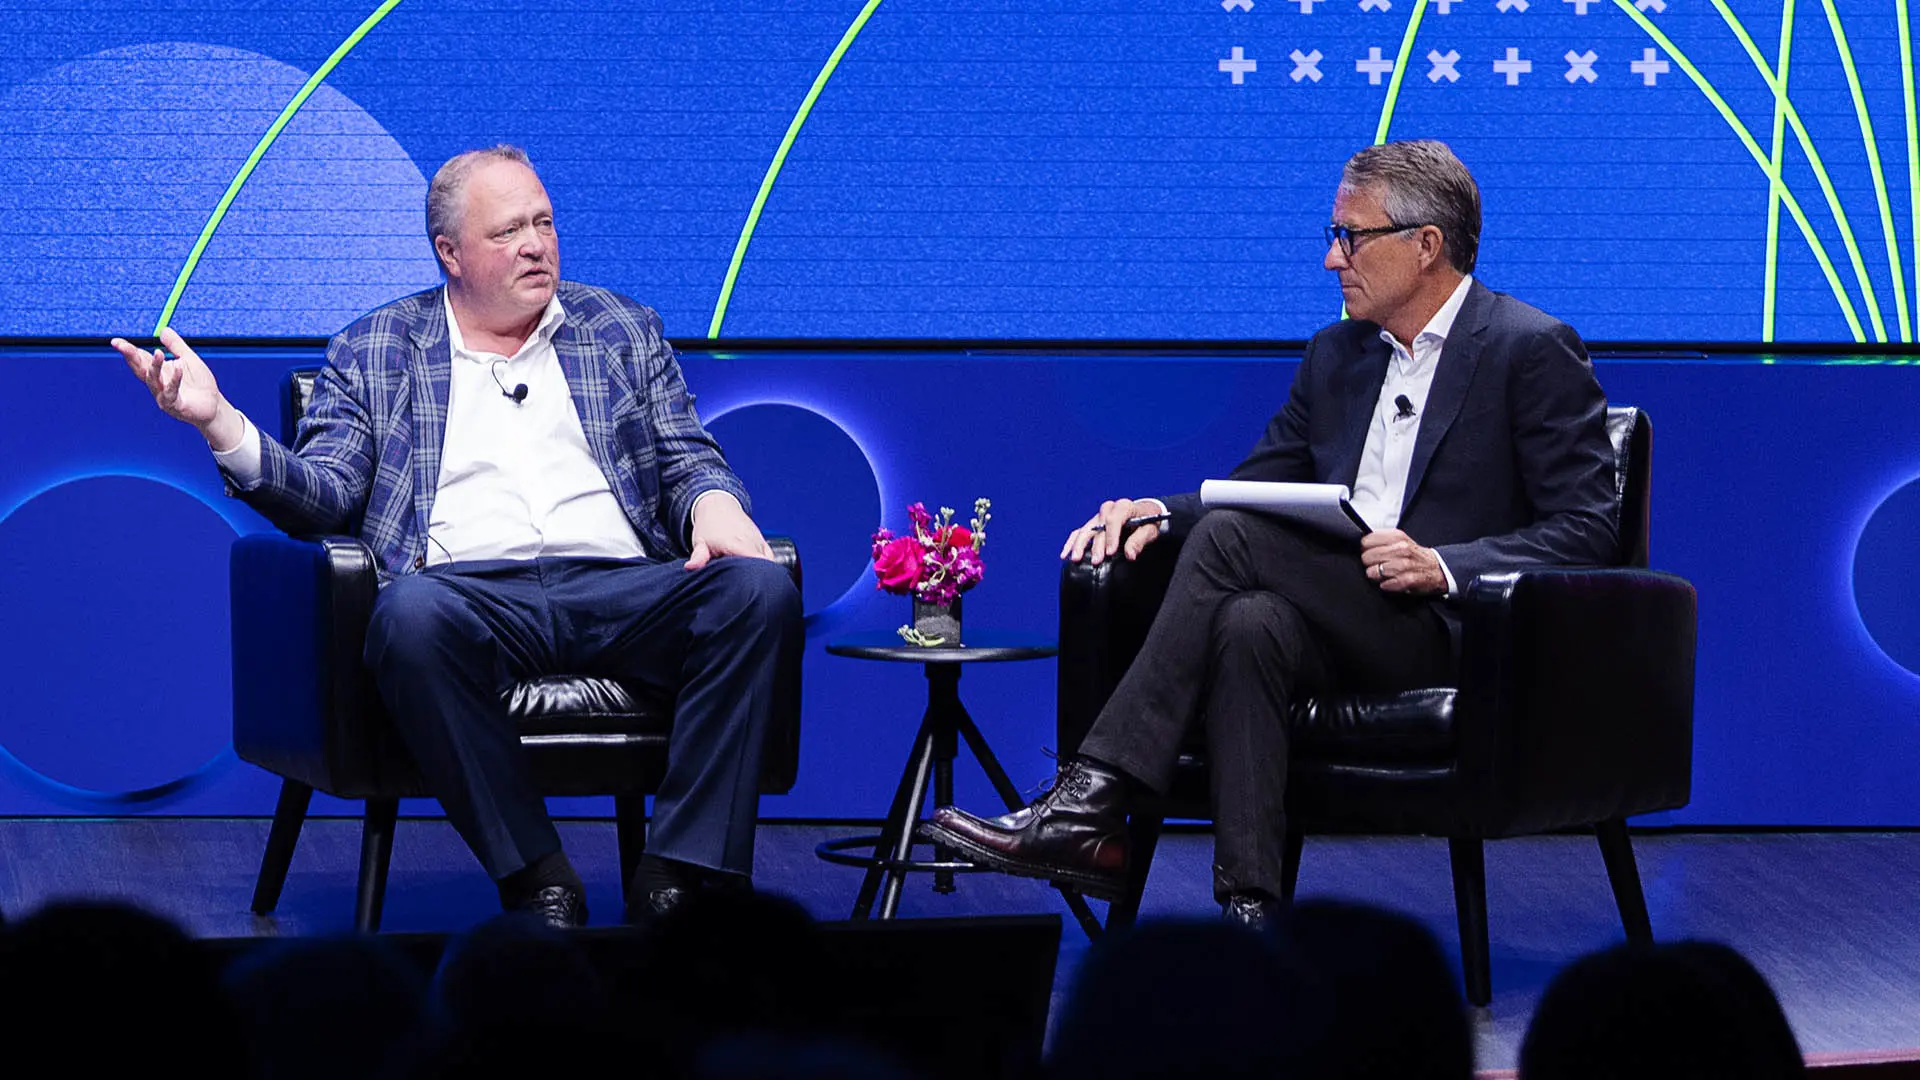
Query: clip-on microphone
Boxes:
[{"xmin": 491, "ymin": 360, "xmax": 529, "ymax": 404}]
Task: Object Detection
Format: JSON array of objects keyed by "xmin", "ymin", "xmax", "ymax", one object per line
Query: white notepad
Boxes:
[{"xmin": 1198, "ymin": 480, "xmax": 1372, "ymax": 539}]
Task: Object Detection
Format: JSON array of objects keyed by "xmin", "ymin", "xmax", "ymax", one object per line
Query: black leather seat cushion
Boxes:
[
  {"xmin": 506, "ymin": 676, "xmax": 672, "ymax": 737},
  {"xmin": 1289, "ymin": 688, "xmax": 1457, "ymax": 763}
]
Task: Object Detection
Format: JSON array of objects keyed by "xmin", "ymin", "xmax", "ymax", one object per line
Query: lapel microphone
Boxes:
[
  {"xmin": 1394, "ymin": 394, "xmax": 1415, "ymax": 420},
  {"xmin": 491, "ymin": 359, "xmax": 529, "ymax": 404}
]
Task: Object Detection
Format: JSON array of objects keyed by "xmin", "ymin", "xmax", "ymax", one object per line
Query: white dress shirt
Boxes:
[
  {"xmin": 214, "ymin": 290, "xmax": 739, "ymax": 565},
  {"xmin": 425, "ymin": 291, "xmax": 646, "ymax": 565},
  {"xmin": 1346, "ymin": 273, "xmax": 1473, "ymax": 594}
]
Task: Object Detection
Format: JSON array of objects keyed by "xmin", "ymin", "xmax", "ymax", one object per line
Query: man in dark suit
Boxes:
[
  {"xmin": 112, "ymin": 146, "xmax": 801, "ymax": 928},
  {"xmin": 926, "ymin": 140, "xmax": 1617, "ymax": 925}
]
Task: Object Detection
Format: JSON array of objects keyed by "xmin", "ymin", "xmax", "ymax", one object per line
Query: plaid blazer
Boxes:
[{"xmin": 232, "ymin": 282, "xmax": 750, "ymax": 576}]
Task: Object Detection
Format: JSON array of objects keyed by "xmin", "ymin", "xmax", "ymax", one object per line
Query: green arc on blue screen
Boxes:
[
  {"xmin": 706, "ymin": 0, "xmax": 887, "ymax": 339},
  {"xmin": 153, "ymin": 0, "xmax": 408, "ymax": 336},
  {"xmin": 158, "ymin": 0, "xmax": 1920, "ymax": 347}
]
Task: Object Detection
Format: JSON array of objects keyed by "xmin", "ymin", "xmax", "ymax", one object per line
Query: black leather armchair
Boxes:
[
  {"xmin": 1057, "ymin": 407, "xmax": 1695, "ymax": 1005},
  {"xmin": 232, "ymin": 368, "xmax": 802, "ymax": 931}
]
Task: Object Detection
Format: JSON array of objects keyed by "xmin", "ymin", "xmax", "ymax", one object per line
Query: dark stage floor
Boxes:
[{"xmin": 2, "ymin": 818, "xmax": 1917, "ymax": 1071}]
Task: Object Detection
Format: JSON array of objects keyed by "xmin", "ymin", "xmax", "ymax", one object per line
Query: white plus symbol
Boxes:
[
  {"xmin": 1219, "ymin": 46, "xmax": 1258, "ymax": 84},
  {"xmin": 1427, "ymin": 48, "xmax": 1460, "ymax": 82},
  {"xmin": 1564, "ymin": 0, "xmax": 1596, "ymax": 11},
  {"xmin": 1635, "ymin": 0, "xmax": 1667, "ymax": 10},
  {"xmin": 1359, "ymin": 0, "xmax": 1392, "ymax": 10},
  {"xmin": 1630, "ymin": 46, "xmax": 1670, "ymax": 84},
  {"xmin": 1496, "ymin": 0, "xmax": 1529, "ymax": 10},
  {"xmin": 1290, "ymin": 48, "xmax": 1324, "ymax": 82},
  {"xmin": 1221, "ymin": 0, "xmax": 1254, "ymax": 10},
  {"xmin": 1564, "ymin": 49, "xmax": 1598, "ymax": 82},
  {"xmin": 1493, "ymin": 47, "xmax": 1532, "ymax": 83},
  {"xmin": 1356, "ymin": 46, "xmax": 1395, "ymax": 85},
  {"xmin": 1433, "ymin": 0, "xmax": 1458, "ymax": 10},
  {"xmin": 1294, "ymin": 0, "xmax": 1321, "ymax": 10}
]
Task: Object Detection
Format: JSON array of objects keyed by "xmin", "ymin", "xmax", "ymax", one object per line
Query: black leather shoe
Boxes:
[
  {"xmin": 518, "ymin": 884, "xmax": 588, "ymax": 929},
  {"xmin": 921, "ymin": 757, "xmax": 1131, "ymax": 899},
  {"xmin": 624, "ymin": 885, "xmax": 688, "ymax": 925},
  {"xmin": 1221, "ymin": 892, "xmax": 1282, "ymax": 931}
]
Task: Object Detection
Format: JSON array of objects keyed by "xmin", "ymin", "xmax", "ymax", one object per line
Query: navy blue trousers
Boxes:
[{"xmin": 361, "ymin": 555, "xmax": 802, "ymax": 881}]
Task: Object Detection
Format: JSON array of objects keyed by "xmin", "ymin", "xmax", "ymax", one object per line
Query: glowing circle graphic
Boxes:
[
  {"xmin": 1851, "ymin": 477, "xmax": 1920, "ymax": 678},
  {"xmin": 0, "ymin": 475, "xmax": 241, "ymax": 807}
]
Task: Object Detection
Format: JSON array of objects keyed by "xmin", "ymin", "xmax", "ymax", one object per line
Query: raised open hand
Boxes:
[{"xmin": 111, "ymin": 327, "xmax": 246, "ymax": 450}]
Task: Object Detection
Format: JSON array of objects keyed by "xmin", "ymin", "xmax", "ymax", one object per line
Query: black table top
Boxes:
[{"xmin": 826, "ymin": 629, "xmax": 1058, "ymax": 663}]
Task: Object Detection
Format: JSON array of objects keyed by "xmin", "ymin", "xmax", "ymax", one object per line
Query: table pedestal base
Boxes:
[{"xmin": 815, "ymin": 662, "xmax": 1104, "ymax": 939}]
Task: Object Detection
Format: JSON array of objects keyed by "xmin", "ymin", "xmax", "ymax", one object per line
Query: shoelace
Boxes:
[{"xmin": 1022, "ymin": 750, "xmax": 1092, "ymax": 805}]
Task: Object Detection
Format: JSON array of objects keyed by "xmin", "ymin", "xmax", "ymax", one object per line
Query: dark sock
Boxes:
[
  {"xmin": 495, "ymin": 850, "xmax": 582, "ymax": 909},
  {"xmin": 632, "ymin": 853, "xmax": 703, "ymax": 898}
]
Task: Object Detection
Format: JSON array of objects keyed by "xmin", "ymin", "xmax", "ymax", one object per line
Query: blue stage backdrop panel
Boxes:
[
  {"xmin": 3, "ymin": 0, "xmax": 1918, "ymax": 343},
  {"xmin": 5, "ymin": 346, "xmax": 1920, "ymax": 827}
]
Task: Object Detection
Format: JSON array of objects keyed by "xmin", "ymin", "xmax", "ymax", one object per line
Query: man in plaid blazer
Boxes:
[{"xmin": 113, "ymin": 146, "xmax": 802, "ymax": 928}]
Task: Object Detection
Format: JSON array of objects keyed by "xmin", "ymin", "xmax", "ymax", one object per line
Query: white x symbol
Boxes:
[
  {"xmin": 1496, "ymin": 0, "xmax": 1530, "ymax": 11},
  {"xmin": 1290, "ymin": 48, "xmax": 1324, "ymax": 82},
  {"xmin": 1427, "ymin": 49, "xmax": 1460, "ymax": 82},
  {"xmin": 1564, "ymin": 49, "xmax": 1598, "ymax": 83},
  {"xmin": 1635, "ymin": 0, "xmax": 1667, "ymax": 10},
  {"xmin": 1359, "ymin": 0, "xmax": 1393, "ymax": 10},
  {"xmin": 1222, "ymin": 0, "xmax": 1254, "ymax": 10}
]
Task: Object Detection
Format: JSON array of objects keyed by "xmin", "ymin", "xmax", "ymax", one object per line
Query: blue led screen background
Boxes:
[{"xmin": 4, "ymin": 0, "xmax": 1917, "ymax": 343}]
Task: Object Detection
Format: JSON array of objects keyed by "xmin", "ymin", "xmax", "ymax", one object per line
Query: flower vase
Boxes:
[{"xmin": 911, "ymin": 596, "xmax": 963, "ymax": 644}]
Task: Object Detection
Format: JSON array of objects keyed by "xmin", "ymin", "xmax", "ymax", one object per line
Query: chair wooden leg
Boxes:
[
  {"xmin": 615, "ymin": 794, "xmax": 648, "ymax": 907},
  {"xmin": 1104, "ymin": 810, "xmax": 1165, "ymax": 933},
  {"xmin": 1596, "ymin": 817, "xmax": 1654, "ymax": 944},
  {"xmin": 354, "ymin": 799, "xmax": 399, "ymax": 934},
  {"xmin": 251, "ymin": 779, "xmax": 313, "ymax": 915},
  {"xmin": 1448, "ymin": 836, "xmax": 1492, "ymax": 1007},
  {"xmin": 1280, "ymin": 827, "xmax": 1305, "ymax": 905}
]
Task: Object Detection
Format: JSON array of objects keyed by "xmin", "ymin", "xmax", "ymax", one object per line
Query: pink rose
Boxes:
[
  {"xmin": 873, "ymin": 536, "xmax": 925, "ymax": 594},
  {"xmin": 947, "ymin": 526, "xmax": 972, "ymax": 549}
]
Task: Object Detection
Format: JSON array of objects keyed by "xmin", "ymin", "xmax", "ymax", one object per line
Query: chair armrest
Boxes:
[
  {"xmin": 229, "ymin": 533, "xmax": 385, "ymax": 791},
  {"xmin": 1455, "ymin": 567, "xmax": 1698, "ymax": 831},
  {"xmin": 766, "ymin": 534, "xmax": 801, "ymax": 592},
  {"xmin": 761, "ymin": 534, "xmax": 803, "ymax": 792},
  {"xmin": 1056, "ymin": 537, "xmax": 1184, "ymax": 756}
]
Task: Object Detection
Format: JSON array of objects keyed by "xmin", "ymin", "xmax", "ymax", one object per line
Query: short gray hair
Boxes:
[
  {"xmin": 425, "ymin": 145, "xmax": 534, "ymax": 274},
  {"xmin": 1340, "ymin": 140, "xmax": 1481, "ymax": 273}
]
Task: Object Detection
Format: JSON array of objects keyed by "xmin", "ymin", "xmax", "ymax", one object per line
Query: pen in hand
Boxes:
[{"xmin": 1089, "ymin": 512, "xmax": 1172, "ymax": 533}]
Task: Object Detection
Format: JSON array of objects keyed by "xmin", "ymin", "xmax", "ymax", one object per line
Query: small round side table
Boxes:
[{"xmin": 820, "ymin": 630, "xmax": 1102, "ymax": 937}]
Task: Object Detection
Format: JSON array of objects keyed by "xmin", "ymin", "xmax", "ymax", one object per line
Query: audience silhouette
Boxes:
[{"xmin": 0, "ymin": 892, "xmax": 1812, "ymax": 1080}]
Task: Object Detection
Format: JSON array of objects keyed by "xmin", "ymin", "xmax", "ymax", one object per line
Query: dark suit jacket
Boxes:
[
  {"xmin": 1162, "ymin": 279, "xmax": 1618, "ymax": 624},
  {"xmin": 225, "ymin": 281, "xmax": 750, "ymax": 577}
]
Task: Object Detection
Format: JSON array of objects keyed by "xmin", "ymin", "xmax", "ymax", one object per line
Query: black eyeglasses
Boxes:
[{"xmin": 1324, "ymin": 222, "xmax": 1434, "ymax": 257}]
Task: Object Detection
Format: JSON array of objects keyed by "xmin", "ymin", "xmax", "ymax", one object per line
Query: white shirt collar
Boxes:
[
  {"xmin": 1379, "ymin": 273, "xmax": 1474, "ymax": 353},
  {"xmin": 442, "ymin": 288, "xmax": 568, "ymax": 362}
]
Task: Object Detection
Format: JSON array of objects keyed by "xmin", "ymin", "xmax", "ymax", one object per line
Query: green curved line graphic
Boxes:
[
  {"xmin": 1761, "ymin": 0, "xmax": 1795, "ymax": 342},
  {"xmin": 1707, "ymin": 0, "xmax": 1881, "ymax": 342},
  {"xmin": 153, "ymin": 0, "xmax": 407, "ymax": 335},
  {"xmin": 707, "ymin": 0, "xmax": 886, "ymax": 339},
  {"xmin": 1624, "ymin": 0, "xmax": 1865, "ymax": 341},
  {"xmin": 1817, "ymin": 0, "xmax": 1908, "ymax": 341},
  {"xmin": 1896, "ymin": 0, "xmax": 1919, "ymax": 340},
  {"xmin": 1371, "ymin": 0, "xmax": 1431, "ymax": 144}
]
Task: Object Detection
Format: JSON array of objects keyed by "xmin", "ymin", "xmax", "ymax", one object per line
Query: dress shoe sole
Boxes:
[{"xmin": 920, "ymin": 820, "xmax": 1127, "ymax": 901}]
